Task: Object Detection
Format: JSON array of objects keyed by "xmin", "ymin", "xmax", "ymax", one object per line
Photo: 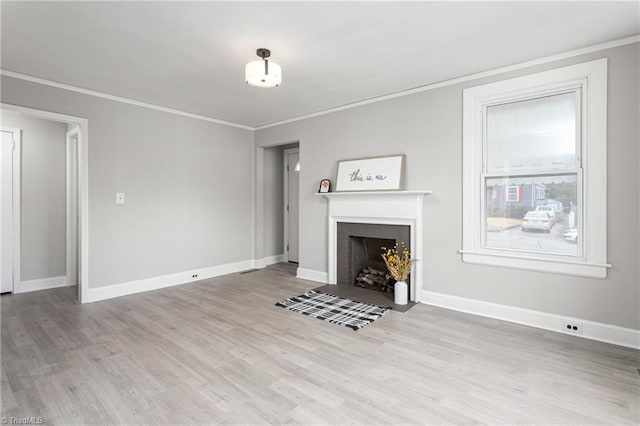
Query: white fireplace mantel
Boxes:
[{"xmin": 318, "ymin": 190, "xmax": 431, "ymax": 302}]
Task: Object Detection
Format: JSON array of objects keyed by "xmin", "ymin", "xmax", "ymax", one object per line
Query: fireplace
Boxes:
[
  {"xmin": 319, "ymin": 190, "xmax": 430, "ymax": 302},
  {"xmin": 337, "ymin": 222, "xmax": 410, "ymax": 292}
]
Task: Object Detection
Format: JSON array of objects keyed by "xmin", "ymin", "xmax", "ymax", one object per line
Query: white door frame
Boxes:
[
  {"xmin": 283, "ymin": 148, "xmax": 299, "ymax": 262},
  {"xmin": 66, "ymin": 127, "xmax": 80, "ymax": 289},
  {"xmin": 1, "ymin": 127, "xmax": 22, "ymax": 292},
  {"xmin": 1, "ymin": 103, "xmax": 90, "ymax": 303}
]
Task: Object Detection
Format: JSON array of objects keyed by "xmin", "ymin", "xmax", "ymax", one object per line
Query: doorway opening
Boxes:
[
  {"xmin": 283, "ymin": 147, "xmax": 299, "ymax": 263},
  {"xmin": 0, "ymin": 104, "xmax": 88, "ymax": 303},
  {"xmin": 259, "ymin": 141, "xmax": 299, "ymax": 274},
  {"xmin": 0, "ymin": 128, "xmax": 20, "ymax": 294}
]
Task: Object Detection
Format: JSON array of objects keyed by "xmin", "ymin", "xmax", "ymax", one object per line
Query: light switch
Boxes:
[{"xmin": 116, "ymin": 192, "xmax": 125, "ymax": 204}]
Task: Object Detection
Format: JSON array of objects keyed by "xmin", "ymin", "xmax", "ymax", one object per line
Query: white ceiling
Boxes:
[{"xmin": 1, "ymin": 2, "xmax": 638, "ymax": 128}]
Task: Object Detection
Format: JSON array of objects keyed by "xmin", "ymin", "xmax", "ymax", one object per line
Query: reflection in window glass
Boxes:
[
  {"xmin": 505, "ymin": 186, "xmax": 519, "ymax": 202},
  {"xmin": 485, "ymin": 174, "xmax": 578, "ymax": 256},
  {"xmin": 487, "ymin": 92, "xmax": 577, "ymax": 172}
]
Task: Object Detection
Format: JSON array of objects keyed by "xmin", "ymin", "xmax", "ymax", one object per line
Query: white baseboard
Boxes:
[
  {"xmin": 421, "ymin": 290, "xmax": 640, "ymax": 350},
  {"xmin": 255, "ymin": 253, "xmax": 285, "ymax": 269},
  {"xmin": 87, "ymin": 259, "xmax": 255, "ymax": 303},
  {"xmin": 296, "ymin": 268, "xmax": 328, "ymax": 283},
  {"xmin": 16, "ymin": 276, "xmax": 67, "ymax": 293}
]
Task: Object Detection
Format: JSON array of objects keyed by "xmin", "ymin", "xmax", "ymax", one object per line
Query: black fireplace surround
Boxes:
[{"xmin": 336, "ymin": 222, "xmax": 411, "ymax": 289}]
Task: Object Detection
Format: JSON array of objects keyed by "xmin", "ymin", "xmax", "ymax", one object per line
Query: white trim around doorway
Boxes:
[
  {"xmin": 1, "ymin": 103, "xmax": 90, "ymax": 303},
  {"xmin": 283, "ymin": 147, "xmax": 299, "ymax": 263},
  {"xmin": 0, "ymin": 127, "xmax": 21, "ymax": 293},
  {"xmin": 66, "ymin": 127, "xmax": 80, "ymax": 289}
]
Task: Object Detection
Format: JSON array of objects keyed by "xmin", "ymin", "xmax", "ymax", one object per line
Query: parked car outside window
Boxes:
[
  {"xmin": 535, "ymin": 205, "xmax": 556, "ymax": 224},
  {"xmin": 522, "ymin": 211, "xmax": 553, "ymax": 233}
]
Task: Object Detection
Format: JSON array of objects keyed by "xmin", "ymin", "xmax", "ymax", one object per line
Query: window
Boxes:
[
  {"xmin": 505, "ymin": 186, "xmax": 520, "ymax": 202},
  {"xmin": 462, "ymin": 59, "xmax": 609, "ymax": 278}
]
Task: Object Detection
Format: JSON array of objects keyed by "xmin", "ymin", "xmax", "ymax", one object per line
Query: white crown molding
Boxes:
[
  {"xmin": 254, "ymin": 34, "xmax": 640, "ymax": 130},
  {"xmin": 0, "ymin": 69, "xmax": 253, "ymax": 131},
  {"xmin": 1, "ymin": 35, "xmax": 637, "ymax": 132},
  {"xmin": 422, "ymin": 290, "xmax": 640, "ymax": 350}
]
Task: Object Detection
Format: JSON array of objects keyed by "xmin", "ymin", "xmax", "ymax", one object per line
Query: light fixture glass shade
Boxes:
[{"xmin": 245, "ymin": 60, "xmax": 282, "ymax": 88}]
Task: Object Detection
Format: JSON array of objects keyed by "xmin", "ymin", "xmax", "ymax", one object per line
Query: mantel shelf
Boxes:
[{"xmin": 316, "ymin": 190, "xmax": 432, "ymax": 197}]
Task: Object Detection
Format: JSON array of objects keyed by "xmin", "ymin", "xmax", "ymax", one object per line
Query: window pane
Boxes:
[
  {"xmin": 487, "ymin": 92, "xmax": 577, "ymax": 172},
  {"xmin": 485, "ymin": 174, "xmax": 578, "ymax": 256}
]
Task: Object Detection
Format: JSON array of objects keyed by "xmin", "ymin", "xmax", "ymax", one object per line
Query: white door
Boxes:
[
  {"xmin": 286, "ymin": 151, "xmax": 299, "ymax": 262},
  {"xmin": 1, "ymin": 130, "xmax": 15, "ymax": 293}
]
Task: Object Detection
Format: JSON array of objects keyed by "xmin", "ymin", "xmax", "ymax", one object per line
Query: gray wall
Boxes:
[
  {"xmin": 1, "ymin": 112, "xmax": 67, "ymax": 281},
  {"xmin": 256, "ymin": 43, "xmax": 640, "ymax": 330},
  {"xmin": 1, "ymin": 77, "xmax": 255, "ymax": 288}
]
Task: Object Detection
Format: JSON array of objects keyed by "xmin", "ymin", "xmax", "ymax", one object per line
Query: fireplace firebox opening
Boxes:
[
  {"xmin": 336, "ymin": 222, "xmax": 410, "ymax": 294},
  {"xmin": 350, "ymin": 236, "xmax": 396, "ymax": 293}
]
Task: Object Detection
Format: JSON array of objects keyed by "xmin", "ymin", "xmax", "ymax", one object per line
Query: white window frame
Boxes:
[{"xmin": 462, "ymin": 59, "xmax": 610, "ymax": 279}]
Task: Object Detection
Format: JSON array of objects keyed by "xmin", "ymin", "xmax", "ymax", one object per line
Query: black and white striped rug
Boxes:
[{"xmin": 275, "ymin": 290, "xmax": 390, "ymax": 331}]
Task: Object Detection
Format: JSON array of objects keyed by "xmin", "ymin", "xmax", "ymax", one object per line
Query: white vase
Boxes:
[{"xmin": 394, "ymin": 281, "xmax": 408, "ymax": 305}]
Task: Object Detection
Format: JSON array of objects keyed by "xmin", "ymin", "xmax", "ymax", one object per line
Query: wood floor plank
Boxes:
[{"xmin": 1, "ymin": 263, "xmax": 639, "ymax": 425}]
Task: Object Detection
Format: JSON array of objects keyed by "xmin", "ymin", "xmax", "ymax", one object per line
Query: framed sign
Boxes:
[{"xmin": 335, "ymin": 155, "xmax": 405, "ymax": 192}]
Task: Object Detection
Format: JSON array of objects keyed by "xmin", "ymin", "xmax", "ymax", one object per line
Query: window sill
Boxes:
[{"xmin": 459, "ymin": 250, "xmax": 611, "ymax": 279}]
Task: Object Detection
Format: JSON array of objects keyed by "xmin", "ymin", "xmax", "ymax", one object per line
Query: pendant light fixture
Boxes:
[{"xmin": 245, "ymin": 48, "xmax": 281, "ymax": 88}]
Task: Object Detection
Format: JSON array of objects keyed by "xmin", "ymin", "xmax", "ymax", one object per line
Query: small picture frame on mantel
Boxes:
[
  {"xmin": 335, "ymin": 154, "xmax": 405, "ymax": 192},
  {"xmin": 318, "ymin": 179, "xmax": 332, "ymax": 193}
]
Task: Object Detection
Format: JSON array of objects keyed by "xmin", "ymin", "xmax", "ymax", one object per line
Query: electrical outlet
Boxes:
[
  {"xmin": 116, "ymin": 192, "xmax": 125, "ymax": 204},
  {"xmin": 562, "ymin": 322, "xmax": 583, "ymax": 334},
  {"xmin": 191, "ymin": 274, "xmax": 198, "ymax": 279}
]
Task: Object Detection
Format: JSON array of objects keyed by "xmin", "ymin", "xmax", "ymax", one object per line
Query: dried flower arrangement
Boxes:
[{"xmin": 381, "ymin": 242, "xmax": 413, "ymax": 282}]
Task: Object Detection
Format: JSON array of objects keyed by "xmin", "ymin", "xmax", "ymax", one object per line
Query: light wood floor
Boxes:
[{"xmin": 2, "ymin": 263, "xmax": 638, "ymax": 425}]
